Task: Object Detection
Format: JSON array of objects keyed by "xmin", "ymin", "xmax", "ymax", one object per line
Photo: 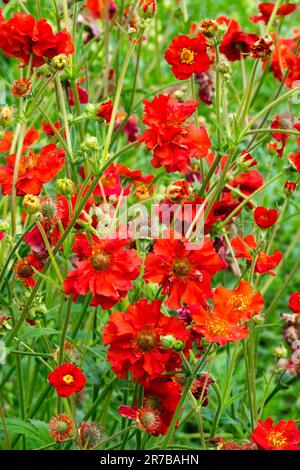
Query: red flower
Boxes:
[
  {"xmin": 289, "ymin": 151, "xmax": 300, "ymax": 172},
  {"xmin": 97, "ymin": 99, "xmax": 113, "ymax": 122},
  {"xmin": 103, "ymin": 299, "xmax": 189, "ymax": 383},
  {"xmin": 284, "ymin": 180, "xmax": 297, "ymax": 194},
  {"xmin": 289, "ymin": 292, "xmax": 300, "ymax": 313},
  {"xmin": 42, "ymin": 121, "xmax": 60, "ymax": 136},
  {"xmin": 284, "ymin": 49, "xmax": 300, "ymax": 88},
  {"xmin": 0, "ymin": 127, "xmax": 39, "ymax": 153},
  {"xmin": 164, "ymin": 35, "xmax": 210, "ymax": 80},
  {"xmin": 119, "ymin": 379, "xmax": 181, "ymax": 436},
  {"xmin": 63, "ymin": 233, "xmax": 141, "ymax": 309},
  {"xmin": 269, "ymin": 37, "xmax": 296, "ymax": 82},
  {"xmin": 251, "ymin": 418, "xmax": 300, "ymax": 450},
  {"xmin": 0, "ymin": 11, "xmax": 74, "ymax": 66},
  {"xmin": 139, "ymin": 94, "xmax": 211, "ymax": 173},
  {"xmin": 48, "ymin": 363, "xmax": 86, "ymax": 398},
  {"xmin": 13, "ymin": 253, "xmax": 43, "ymax": 287},
  {"xmin": 232, "ymin": 234, "xmax": 282, "ymax": 275},
  {"xmin": 217, "ymin": 16, "xmax": 259, "ymax": 61},
  {"xmin": 144, "ymin": 232, "xmax": 223, "ymax": 309},
  {"xmin": 85, "ymin": 0, "xmax": 118, "ymax": 19},
  {"xmin": 115, "ymin": 163, "xmax": 154, "ymax": 185},
  {"xmin": 213, "ymin": 280, "xmax": 264, "ymax": 322},
  {"xmin": 253, "ymin": 206, "xmax": 278, "ymax": 229},
  {"xmin": 230, "ymin": 170, "xmax": 264, "ymax": 197},
  {"xmin": 191, "ymin": 304, "xmax": 248, "ymax": 346},
  {"xmin": 250, "ymin": 3, "xmax": 297, "ymax": 24},
  {"xmin": 68, "ymin": 85, "xmax": 88, "ymax": 106},
  {"xmin": 0, "ymin": 144, "xmax": 65, "ymax": 196}
]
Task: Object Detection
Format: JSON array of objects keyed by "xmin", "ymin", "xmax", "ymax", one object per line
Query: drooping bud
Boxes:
[
  {"xmin": 23, "ymin": 195, "xmax": 41, "ymax": 215},
  {"xmin": 284, "ymin": 181, "xmax": 297, "ymax": 196}
]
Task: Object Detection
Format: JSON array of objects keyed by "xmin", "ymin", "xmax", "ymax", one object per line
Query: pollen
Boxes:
[
  {"xmin": 136, "ymin": 330, "xmax": 157, "ymax": 351},
  {"xmin": 268, "ymin": 431, "xmax": 287, "ymax": 449},
  {"xmin": 172, "ymin": 258, "xmax": 191, "ymax": 277},
  {"xmin": 179, "ymin": 47, "xmax": 195, "ymax": 64},
  {"xmin": 91, "ymin": 251, "xmax": 111, "ymax": 271},
  {"xmin": 62, "ymin": 374, "xmax": 74, "ymax": 384}
]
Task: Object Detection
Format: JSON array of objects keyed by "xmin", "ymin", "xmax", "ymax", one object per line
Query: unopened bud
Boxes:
[
  {"xmin": 138, "ymin": 0, "xmax": 157, "ymax": 18},
  {"xmin": 57, "ymin": 178, "xmax": 74, "ymax": 198},
  {"xmin": 81, "ymin": 136, "xmax": 99, "ymax": 152},
  {"xmin": 253, "ymin": 314, "xmax": 265, "ymax": 325},
  {"xmin": 284, "ymin": 181, "xmax": 297, "ymax": 196},
  {"xmin": 274, "ymin": 344, "xmax": 288, "ymax": 359},
  {"xmin": 23, "ymin": 195, "xmax": 41, "ymax": 215},
  {"xmin": 0, "ymin": 219, "xmax": 9, "ymax": 232},
  {"xmin": 160, "ymin": 334, "xmax": 175, "ymax": 349},
  {"xmin": 173, "ymin": 340, "xmax": 186, "ymax": 352},
  {"xmin": 51, "ymin": 54, "xmax": 68, "ymax": 71},
  {"xmin": 0, "ymin": 105, "xmax": 15, "ymax": 125}
]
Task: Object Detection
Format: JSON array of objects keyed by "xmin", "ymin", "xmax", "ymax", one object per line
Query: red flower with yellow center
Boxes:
[
  {"xmin": 164, "ymin": 35, "xmax": 210, "ymax": 80},
  {"xmin": 63, "ymin": 233, "xmax": 141, "ymax": 309},
  {"xmin": 144, "ymin": 232, "xmax": 223, "ymax": 309},
  {"xmin": 0, "ymin": 144, "xmax": 65, "ymax": 196},
  {"xmin": 251, "ymin": 418, "xmax": 300, "ymax": 450},
  {"xmin": 213, "ymin": 280, "xmax": 264, "ymax": 322},
  {"xmin": 48, "ymin": 363, "xmax": 86, "ymax": 398},
  {"xmin": 191, "ymin": 305, "xmax": 248, "ymax": 346},
  {"xmin": 103, "ymin": 299, "xmax": 189, "ymax": 383}
]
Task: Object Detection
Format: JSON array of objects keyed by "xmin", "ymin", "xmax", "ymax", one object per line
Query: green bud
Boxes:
[
  {"xmin": 274, "ymin": 344, "xmax": 288, "ymax": 359},
  {"xmin": 81, "ymin": 136, "xmax": 99, "ymax": 152},
  {"xmin": 57, "ymin": 178, "xmax": 74, "ymax": 198},
  {"xmin": 253, "ymin": 314, "xmax": 265, "ymax": 325},
  {"xmin": 173, "ymin": 340, "xmax": 186, "ymax": 352},
  {"xmin": 0, "ymin": 219, "xmax": 9, "ymax": 232},
  {"xmin": 160, "ymin": 334, "xmax": 175, "ymax": 349}
]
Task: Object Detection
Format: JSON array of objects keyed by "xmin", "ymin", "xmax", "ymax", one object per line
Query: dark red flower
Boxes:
[
  {"xmin": 217, "ymin": 16, "xmax": 259, "ymax": 61},
  {"xmin": 0, "ymin": 11, "xmax": 74, "ymax": 66},
  {"xmin": 164, "ymin": 35, "xmax": 210, "ymax": 80},
  {"xmin": 144, "ymin": 231, "xmax": 223, "ymax": 309},
  {"xmin": 250, "ymin": 3, "xmax": 297, "ymax": 24},
  {"xmin": 253, "ymin": 206, "xmax": 278, "ymax": 229},
  {"xmin": 63, "ymin": 233, "xmax": 141, "ymax": 309},
  {"xmin": 289, "ymin": 292, "xmax": 300, "ymax": 313},
  {"xmin": 103, "ymin": 299, "xmax": 189, "ymax": 383},
  {"xmin": 68, "ymin": 85, "xmax": 88, "ymax": 106},
  {"xmin": 97, "ymin": 99, "xmax": 113, "ymax": 122},
  {"xmin": 251, "ymin": 418, "xmax": 300, "ymax": 450},
  {"xmin": 48, "ymin": 363, "xmax": 86, "ymax": 398},
  {"xmin": 13, "ymin": 253, "xmax": 43, "ymax": 287},
  {"xmin": 230, "ymin": 169, "xmax": 264, "ymax": 197},
  {"xmin": 42, "ymin": 120, "xmax": 60, "ymax": 136},
  {"xmin": 0, "ymin": 144, "xmax": 65, "ymax": 196},
  {"xmin": 284, "ymin": 181, "xmax": 297, "ymax": 194}
]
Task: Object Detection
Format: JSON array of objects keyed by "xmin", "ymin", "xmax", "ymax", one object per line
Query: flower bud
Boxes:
[
  {"xmin": 23, "ymin": 195, "xmax": 41, "ymax": 215},
  {"xmin": 173, "ymin": 340, "xmax": 186, "ymax": 352},
  {"xmin": 0, "ymin": 219, "xmax": 9, "ymax": 232},
  {"xmin": 284, "ymin": 181, "xmax": 297, "ymax": 196},
  {"xmin": 81, "ymin": 136, "xmax": 99, "ymax": 152},
  {"xmin": 250, "ymin": 35, "xmax": 274, "ymax": 59},
  {"xmin": 274, "ymin": 344, "xmax": 288, "ymax": 359},
  {"xmin": 252, "ymin": 314, "xmax": 265, "ymax": 325},
  {"xmin": 160, "ymin": 334, "xmax": 175, "ymax": 349},
  {"xmin": 51, "ymin": 54, "xmax": 68, "ymax": 71},
  {"xmin": 199, "ymin": 19, "xmax": 219, "ymax": 38},
  {"xmin": 138, "ymin": 0, "xmax": 157, "ymax": 18},
  {"xmin": 57, "ymin": 178, "xmax": 74, "ymax": 198}
]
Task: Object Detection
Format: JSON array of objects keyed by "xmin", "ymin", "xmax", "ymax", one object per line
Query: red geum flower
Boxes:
[
  {"xmin": 68, "ymin": 85, "xmax": 88, "ymax": 106},
  {"xmin": 0, "ymin": 127, "xmax": 39, "ymax": 153},
  {"xmin": 48, "ymin": 363, "xmax": 86, "ymax": 398},
  {"xmin": 271, "ymin": 113, "xmax": 297, "ymax": 157},
  {"xmin": 269, "ymin": 37, "xmax": 296, "ymax": 82},
  {"xmin": 231, "ymin": 234, "xmax": 256, "ymax": 261},
  {"xmin": 164, "ymin": 35, "xmax": 210, "ymax": 80},
  {"xmin": 288, "ymin": 151, "xmax": 300, "ymax": 172},
  {"xmin": 0, "ymin": 144, "xmax": 65, "ymax": 196},
  {"xmin": 217, "ymin": 16, "xmax": 259, "ymax": 61},
  {"xmin": 42, "ymin": 120, "xmax": 60, "ymax": 136},
  {"xmin": 253, "ymin": 206, "xmax": 278, "ymax": 229},
  {"xmin": 250, "ymin": 3, "xmax": 297, "ymax": 24},
  {"xmin": 289, "ymin": 292, "xmax": 300, "ymax": 313},
  {"xmin": 251, "ymin": 418, "xmax": 300, "ymax": 450},
  {"xmin": 115, "ymin": 163, "xmax": 154, "ymax": 185},
  {"xmin": 119, "ymin": 379, "xmax": 181, "ymax": 436},
  {"xmin": 85, "ymin": 0, "xmax": 118, "ymax": 19},
  {"xmin": 213, "ymin": 280, "xmax": 264, "ymax": 322},
  {"xmin": 97, "ymin": 99, "xmax": 113, "ymax": 122},
  {"xmin": 63, "ymin": 233, "xmax": 141, "ymax": 309},
  {"xmin": 0, "ymin": 11, "xmax": 74, "ymax": 66},
  {"xmin": 144, "ymin": 231, "xmax": 223, "ymax": 309},
  {"xmin": 255, "ymin": 250, "xmax": 282, "ymax": 275},
  {"xmin": 229, "ymin": 169, "xmax": 264, "ymax": 198},
  {"xmin": 139, "ymin": 94, "xmax": 211, "ymax": 173},
  {"xmin": 191, "ymin": 304, "xmax": 249, "ymax": 346},
  {"xmin": 284, "ymin": 49, "xmax": 300, "ymax": 88},
  {"xmin": 103, "ymin": 299, "xmax": 189, "ymax": 383}
]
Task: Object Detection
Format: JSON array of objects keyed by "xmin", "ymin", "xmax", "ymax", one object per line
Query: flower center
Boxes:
[
  {"xmin": 172, "ymin": 259, "xmax": 191, "ymax": 277},
  {"xmin": 137, "ymin": 408, "xmax": 161, "ymax": 434},
  {"xmin": 179, "ymin": 47, "xmax": 195, "ymax": 64},
  {"xmin": 15, "ymin": 260, "xmax": 34, "ymax": 278},
  {"xmin": 231, "ymin": 294, "xmax": 250, "ymax": 311},
  {"xmin": 62, "ymin": 374, "xmax": 74, "ymax": 384},
  {"xmin": 268, "ymin": 431, "xmax": 287, "ymax": 449},
  {"xmin": 136, "ymin": 330, "xmax": 157, "ymax": 351},
  {"xmin": 91, "ymin": 251, "xmax": 110, "ymax": 271},
  {"xmin": 206, "ymin": 317, "xmax": 230, "ymax": 336}
]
